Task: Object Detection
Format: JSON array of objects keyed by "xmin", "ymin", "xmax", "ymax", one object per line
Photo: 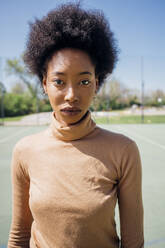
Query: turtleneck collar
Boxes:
[{"xmin": 49, "ymin": 110, "xmax": 96, "ymax": 141}]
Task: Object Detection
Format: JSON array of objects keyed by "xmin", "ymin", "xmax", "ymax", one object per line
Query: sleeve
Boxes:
[
  {"xmin": 8, "ymin": 144, "xmax": 33, "ymax": 248},
  {"xmin": 117, "ymin": 141, "xmax": 144, "ymax": 248}
]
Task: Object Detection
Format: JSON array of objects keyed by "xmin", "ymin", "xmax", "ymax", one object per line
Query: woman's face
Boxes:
[{"xmin": 43, "ymin": 48, "xmax": 98, "ymax": 126}]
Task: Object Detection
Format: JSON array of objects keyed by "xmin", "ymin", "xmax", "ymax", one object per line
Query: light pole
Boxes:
[
  {"xmin": 0, "ymin": 82, "xmax": 6, "ymax": 125},
  {"xmin": 141, "ymin": 57, "xmax": 145, "ymax": 123}
]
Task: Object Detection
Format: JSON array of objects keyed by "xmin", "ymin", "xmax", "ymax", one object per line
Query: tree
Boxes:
[
  {"xmin": 145, "ymin": 89, "xmax": 165, "ymax": 107},
  {"xmin": 11, "ymin": 82, "xmax": 26, "ymax": 94},
  {"xmin": 4, "ymin": 93, "xmax": 35, "ymax": 116},
  {"xmin": 5, "ymin": 56, "xmax": 45, "ymax": 113},
  {"xmin": 6, "ymin": 56, "xmax": 40, "ymax": 98},
  {"xmin": 0, "ymin": 82, "xmax": 6, "ymax": 120},
  {"xmin": 107, "ymin": 78, "xmax": 128, "ymax": 109}
]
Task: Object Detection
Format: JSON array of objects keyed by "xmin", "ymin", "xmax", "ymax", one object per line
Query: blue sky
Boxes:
[{"xmin": 0, "ymin": 0, "xmax": 165, "ymax": 92}]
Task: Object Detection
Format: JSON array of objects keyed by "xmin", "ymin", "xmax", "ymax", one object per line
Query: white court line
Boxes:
[
  {"xmin": 114, "ymin": 125, "xmax": 165, "ymax": 151},
  {"xmin": 0, "ymin": 127, "xmax": 31, "ymax": 144}
]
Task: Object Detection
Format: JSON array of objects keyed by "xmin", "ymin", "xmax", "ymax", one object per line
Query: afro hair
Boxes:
[{"xmin": 23, "ymin": 2, "xmax": 118, "ymax": 90}]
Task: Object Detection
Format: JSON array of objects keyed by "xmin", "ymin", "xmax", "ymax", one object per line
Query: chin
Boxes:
[{"xmin": 63, "ymin": 112, "xmax": 88, "ymax": 126}]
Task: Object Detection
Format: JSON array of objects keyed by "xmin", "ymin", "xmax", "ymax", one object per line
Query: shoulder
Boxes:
[
  {"xmin": 95, "ymin": 126, "xmax": 142, "ymax": 175},
  {"xmin": 13, "ymin": 129, "xmax": 47, "ymax": 155},
  {"xmin": 95, "ymin": 125, "xmax": 135, "ymax": 149},
  {"xmin": 95, "ymin": 125, "xmax": 141, "ymax": 162},
  {"xmin": 92, "ymin": 126, "xmax": 141, "ymax": 177}
]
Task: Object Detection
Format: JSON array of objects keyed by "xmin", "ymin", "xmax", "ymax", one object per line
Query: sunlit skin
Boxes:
[{"xmin": 43, "ymin": 48, "xmax": 98, "ymax": 126}]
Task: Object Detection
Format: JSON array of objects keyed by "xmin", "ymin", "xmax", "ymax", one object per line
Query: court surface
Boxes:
[{"xmin": 0, "ymin": 124, "xmax": 165, "ymax": 247}]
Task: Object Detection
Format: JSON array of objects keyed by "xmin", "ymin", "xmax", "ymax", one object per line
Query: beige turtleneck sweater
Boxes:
[{"xmin": 8, "ymin": 111, "xmax": 144, "ymax": 248}]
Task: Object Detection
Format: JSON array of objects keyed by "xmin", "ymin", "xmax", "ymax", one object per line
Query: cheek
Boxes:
[
  {"xmin": 47, "ymin": 88, "xmax": 63, "ymax": 105},
  {"xmin": 82, "ymin": 89, "xmax": 95, "ymax": 105}
]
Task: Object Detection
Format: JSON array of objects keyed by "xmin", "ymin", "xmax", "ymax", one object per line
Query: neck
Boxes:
[{"xmin": 49, "ymin": 110, "xmax": 96, "ymax": 141}]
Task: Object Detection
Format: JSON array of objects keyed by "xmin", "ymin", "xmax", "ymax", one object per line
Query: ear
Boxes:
[
  {"xmin": 95, "ymin": 78, "xmax": 99, "ymax": 94},
  {"xmin": 42, "ymin": 75, "xmax": 47, "ymax": 94}
]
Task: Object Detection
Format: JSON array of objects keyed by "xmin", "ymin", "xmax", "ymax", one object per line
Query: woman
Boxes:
[{"xmin": 8, "ymin": 3, "xmax": 144, "ymax": 248}]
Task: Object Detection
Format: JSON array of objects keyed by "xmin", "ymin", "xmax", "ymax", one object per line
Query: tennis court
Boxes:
[{"xmin": 0, "ymin": 124, "xmax": 165, "ymax": 247}]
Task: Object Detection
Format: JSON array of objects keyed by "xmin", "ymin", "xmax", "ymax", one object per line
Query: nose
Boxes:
[{"xmin": 64, "ymin": 86, "xmax": 79, "ymax": 103}]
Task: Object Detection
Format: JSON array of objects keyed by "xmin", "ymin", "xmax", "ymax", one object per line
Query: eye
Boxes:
[
  {"xmin": 52, "ymin": 79, "xmax": 64, "ymax": 86},
  {"xmin": 80, "ymin": 80, "xmax": 91, "ymax": 86}
]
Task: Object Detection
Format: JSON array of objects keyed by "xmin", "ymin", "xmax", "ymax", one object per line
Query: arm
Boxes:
[
  {"xmin": 8, "ymin": 144, "xmax": 33, "ymax": 248},
  {"xmin": 117, "ymin": 141, "xmax": 144, "ymax": 248}
]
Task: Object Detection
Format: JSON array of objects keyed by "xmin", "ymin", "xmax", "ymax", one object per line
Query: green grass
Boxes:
[{"xmin": 94, "ymin": 115, "xmax": 165, "ymax": 124}]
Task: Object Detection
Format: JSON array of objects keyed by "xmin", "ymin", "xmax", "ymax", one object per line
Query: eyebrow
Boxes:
[
  {"xmin": 79, "ymin": 71, "xmax": 92, "ymax": 75},
  {"xmin": 50, "ymin": 71, "xmax": 92, "ymax": 76}
]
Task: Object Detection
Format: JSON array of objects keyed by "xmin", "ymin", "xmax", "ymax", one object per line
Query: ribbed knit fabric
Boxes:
[{"xmin": 8, "ymin": 110, "xmax": 144, "ymax": 248}]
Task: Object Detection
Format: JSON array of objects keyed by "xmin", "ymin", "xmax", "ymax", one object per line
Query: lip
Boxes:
[
  {"xmin": 60, "ymin": 107, "xmax": 81, "ymax": 116},
  {"xmin": 61, "ymin": 107, "xmax": 81, "ymax": 112}
]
